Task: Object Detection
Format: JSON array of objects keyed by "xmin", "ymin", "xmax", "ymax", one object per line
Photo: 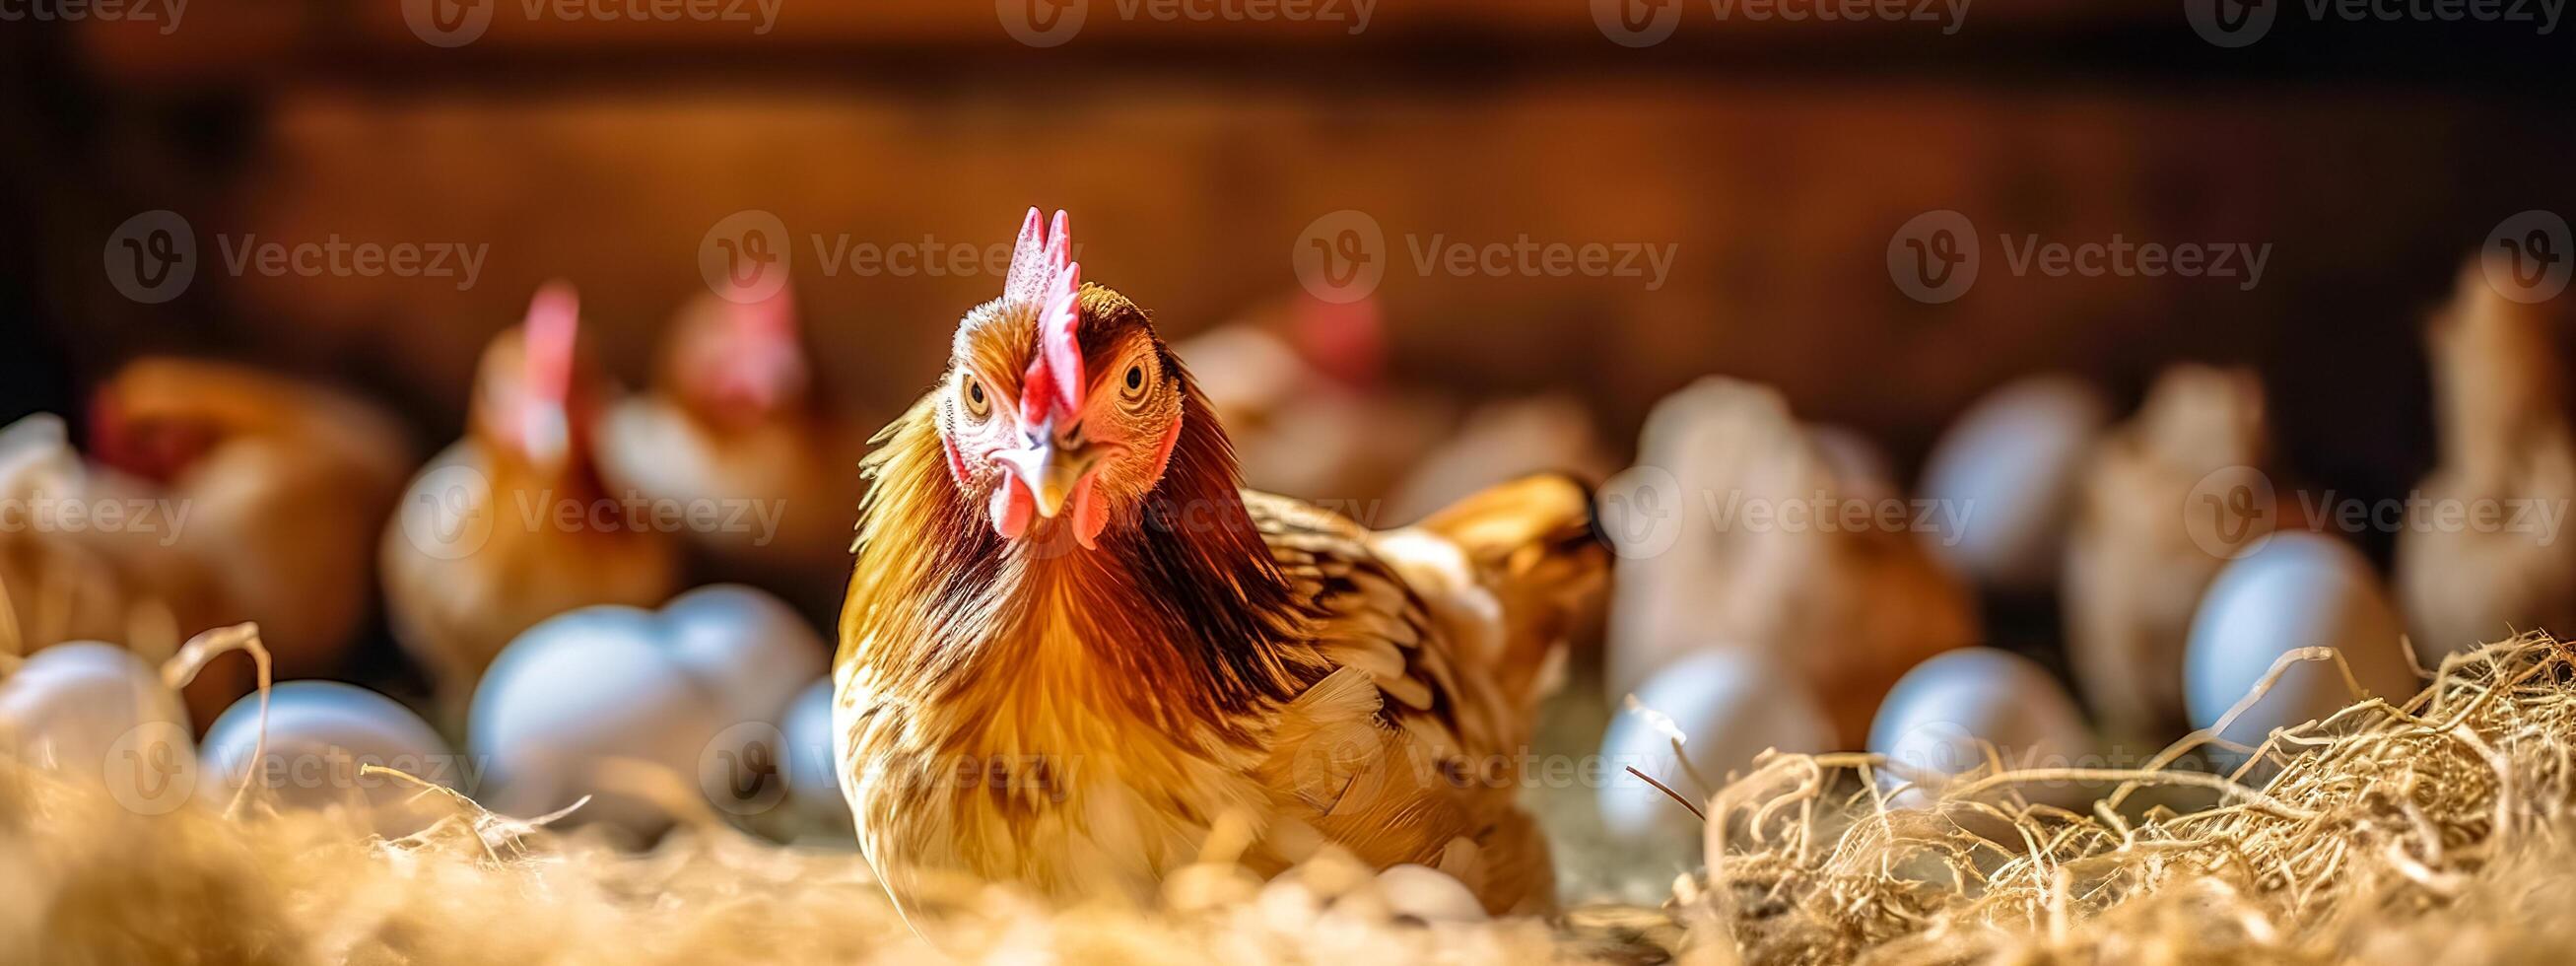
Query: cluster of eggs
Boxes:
[
  {"xmin": 0, "ymin": 585, "xmax": 845, "ymax": 841},
  {"xmin": 1596, "ymin": 376, "xmax": 2425, "ymax": 848}
]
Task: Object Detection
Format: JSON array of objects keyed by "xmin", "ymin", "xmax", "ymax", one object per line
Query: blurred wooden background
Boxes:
[{"xmin": 7, "ymin": 3, "xmax": 2574, "ymax": 541}]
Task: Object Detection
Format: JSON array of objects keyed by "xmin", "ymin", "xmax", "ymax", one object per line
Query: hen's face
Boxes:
[
  {"xmin": 668, "ymin": 289, "xmax": 811, "ymax": 430},
  {"xmin": 935, "ymin": 292, "xmax": 1186, "ymax": 550},
  {"xmin": 88, "ymin": 401, "xmax": 221, "ymax": 486}
]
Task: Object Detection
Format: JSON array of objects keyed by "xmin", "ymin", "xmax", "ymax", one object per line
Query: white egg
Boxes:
[
  {"xmin": 1596, "ymin": 651, "xmax": 1834, "ymax": 848},
  {"xmin": 659, "ymin": 584, "xmax": 829, "ymax": 726},
  {"xmin": 1919, "ymin": 376, "xmax": 2109, "ymax": 593},
  {"xmin": 198, "ymin": 681, "xmax": 454, "ymax": 835},
  {"xmin": 0, "ymin": 643, "xmax": 196, "ymax": 813},
  {"xmin": 779, "ymin": 676, "xmax": 844, "ymax": 822},
  {"xmin": 469, "ymin": 606, "xmax": 724, "ymax": 838},
  {"xmin": 1867, "ymin": 648, "xmax": 2094, "ymax": 808},
  {"xmin": 1373, "ymin": 863, "xmax": 1488, "ymax": 924},
  {"xmin": 2185, "ymin": 533, "xmax": 2420, "ymax": 753}
]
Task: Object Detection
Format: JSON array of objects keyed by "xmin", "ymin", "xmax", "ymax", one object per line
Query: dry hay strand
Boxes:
[{"xmin": 1681, "ymin": 632, "xmax": 2576, "ymax": 964}]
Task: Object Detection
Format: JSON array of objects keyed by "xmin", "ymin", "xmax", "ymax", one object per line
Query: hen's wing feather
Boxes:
[
  {"xmin": 1244, "ymin": 492, "xmax": 1469, "ymax": 743},
  {"xmin": 1242, "ymin": 485, "xmax": 1586, "ymax": 912}
]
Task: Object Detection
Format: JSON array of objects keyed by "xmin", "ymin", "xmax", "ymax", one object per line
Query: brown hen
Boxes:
[{"xmin": 833, "ymin": 210, "xmax": 1604, "ymax": 921}]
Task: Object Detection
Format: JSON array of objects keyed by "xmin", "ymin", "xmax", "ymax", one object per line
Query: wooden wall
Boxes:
[{"xmin": 17, "ymin": 7, "xmax": 2576, "ymax": 514}]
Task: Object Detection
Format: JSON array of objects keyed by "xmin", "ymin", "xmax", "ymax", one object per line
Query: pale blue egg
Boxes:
[
  {"xmin": 659, "ymin": 584, "xmax": 827, "ymax": 727},
  {"xmin": 469, "ymin": 606, "xmax": 724, "ymax": 838},
  {"xmin": 1919, "ymin": 376, "xmax": 2109, "ymax": 593},
  {"xmin": 779, "ymin": 676, "xmax": 844, "ymax": 822},
  {"xmin": 1596, "ymin": 651, "xmax": 1833, "ymax": 848},
  {"xmin": 2184, "ymin": 533, "xmax": 2420, "ymax": 752},
  {"xmin": 199, "ymin": 681, "xmax": 452, "ymax": 834},
  {"xmin": 0, "ymin": 643, "xmax": 194, "ymax": 808},
  {"xmin": 1867, "ymin": 648, "xmax": 2093, "ymax": 808}
]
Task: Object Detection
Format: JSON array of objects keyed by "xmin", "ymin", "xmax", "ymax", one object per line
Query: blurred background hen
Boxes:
[
  {"xmin": 599, "ymin": 283, "xmax": 869, "ymax": 619},
  {"xmin": 379, "ymin": 284, "xmax": 681, "ymax": 707}
]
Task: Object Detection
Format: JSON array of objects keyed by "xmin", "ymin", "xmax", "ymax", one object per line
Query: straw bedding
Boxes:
[{"xmin": 8, "ymin": 634, "xmax": 2576, "ymax": 964}]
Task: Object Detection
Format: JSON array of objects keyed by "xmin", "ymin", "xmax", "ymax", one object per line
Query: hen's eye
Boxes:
[
  {"xmin": 962, "ymin": 376, "xmax": 991, "ymax": 418},
  {"xmin": 1123, "ymin": 365, "xmax": 1146, "ymax": 395}
]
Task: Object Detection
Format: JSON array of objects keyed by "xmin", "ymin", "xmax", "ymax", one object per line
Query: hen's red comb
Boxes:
[
  {"xmin": 524, "ymin": 281, "xmax": 581, "ymax": 407},
  {"xmin": 1005, "ymin": 208, "xmax": 1084, "ymax": 421}
]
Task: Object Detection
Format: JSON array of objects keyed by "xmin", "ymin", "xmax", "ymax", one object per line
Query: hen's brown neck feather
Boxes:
[{"xmin": 842, "ymin": 351, "xmax": 1309, "ymax": 744}]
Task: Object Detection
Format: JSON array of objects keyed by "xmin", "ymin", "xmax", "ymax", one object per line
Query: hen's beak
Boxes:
[{"xmin": 994, "ymin": 434, "xmax": 1108, "ymax": 519}]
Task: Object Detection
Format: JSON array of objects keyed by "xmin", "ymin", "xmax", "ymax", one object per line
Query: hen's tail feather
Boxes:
[{"xmin": 1415, "ymin": 472, "xmax": 1608, "ymax": 707}]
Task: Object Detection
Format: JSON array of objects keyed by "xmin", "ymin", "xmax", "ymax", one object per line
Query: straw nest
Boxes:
[{"xmin": 8, "ymin": 634, "xmax": 2576, "ymax": 964}]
